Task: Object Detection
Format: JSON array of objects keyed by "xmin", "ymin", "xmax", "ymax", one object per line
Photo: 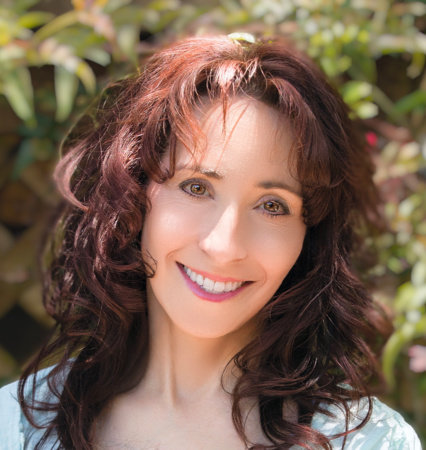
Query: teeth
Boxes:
[
  {"xmin": 213, "ymin": 281, "xmax": 225, "ymax": 293},
  {"xmin": 183, "ymin": 265, "xmax": 244, "ymax": 294},
  {"xmin": 203, "ymin": 278, "xmax": 215, "ymax": 291}
]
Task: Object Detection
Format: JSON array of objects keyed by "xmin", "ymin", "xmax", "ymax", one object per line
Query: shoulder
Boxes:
[
  {"xmin": 0, "ymin": 366, "xmax": 63, "ymax": 449},
  {"xmin": 311, "ymin": 397, "xmax": 422, "ymax": 449},
  {"xmin": 0, "ymin": 378, "xmax": 25, "ymax": 448}
]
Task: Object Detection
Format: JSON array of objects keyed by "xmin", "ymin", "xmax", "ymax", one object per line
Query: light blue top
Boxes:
[{"xmin": 0, "ymin": 369, "xmax": 422, "ymax": 449}]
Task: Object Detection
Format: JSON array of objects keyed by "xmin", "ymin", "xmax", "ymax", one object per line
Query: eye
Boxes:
[
  {"xmin": 259, "ymin": 199, "xmax": 290, "ymax": 216},
  {"xmin": 179, "ymin": 179, "xmax": 211, "ymax": 198}
]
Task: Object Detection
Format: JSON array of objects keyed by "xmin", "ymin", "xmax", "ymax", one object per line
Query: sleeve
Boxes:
[
  {"xmin": 0, "ymin": 367, "xmax": 63, "ymax": 450},
  {"xmin": 0, "ymin": 380, "xmax": 24, "ymax": 450},
  {"xmin": 342, "ymin": 398, "xmax": 422, "ymax": 450},
  {"xmin": 312, "ymin": 397, "xmax": 422, "ymax": 450}
]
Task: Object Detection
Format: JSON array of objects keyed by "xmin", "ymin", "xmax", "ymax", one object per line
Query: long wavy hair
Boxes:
[{"xmin": 19, "ymin": 35, "xmax": 390, "ymax": 449}]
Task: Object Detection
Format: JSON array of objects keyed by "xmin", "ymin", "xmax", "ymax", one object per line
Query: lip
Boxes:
[
  {"xmin": 180, "ymin": 263, "xmax": 245, "ymax": 283},
  {"xmin": 177, "ymin": 263, "xmax": 251, "ymax": 303}
]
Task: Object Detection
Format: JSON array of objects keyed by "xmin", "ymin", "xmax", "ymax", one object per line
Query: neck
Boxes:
[{"xmin": 138, "ymin": 294, "xmax": 255, "ymax": 407}]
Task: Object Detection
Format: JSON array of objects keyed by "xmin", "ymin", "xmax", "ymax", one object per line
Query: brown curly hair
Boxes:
[{"xmin": 19, "ymin": 35, "xmax": 390, "ymax": 449}]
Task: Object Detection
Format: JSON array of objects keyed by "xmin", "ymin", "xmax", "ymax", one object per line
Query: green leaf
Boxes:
[
  {"xmin": 395, "ymin": 282, "xmax": 416, "ymax": 312},
  {"xmin": 37, "ymin": 39, "xmax": 96, "ymax": 94},
  {"xmin": 340, "ymin": 81, "xmax": 372, "ymax": 105},
  {"xmin": 1, "ymin": 66, "xmax": 35, "ymax": 124},
  {"xmin": 74, "ymin": 60, "xmax": 96, "ymax": 94},
  {"xmin": 393, "ymin": 90, "xmax": 426, "ymax": 114},
  {"xmin": 383, "ymin": 317, "xmax": 426, "ymax": 389},
  {"xmin": 7, "ymin": 0, "xmax": 40, "ymax": 14},
  {"xmin": 18, "ymin": 11, "xmax": 54, "ymax": 29},
  {"xmin": 0, "ymin": 14, "xmax": 32, "ymax": 44},
  {"xmin": 83, "ymin": 47, "xmax": 110, "ymax": 66},
  {"xmin": 412, "ymin": 258, "xmax": 426, "ymax": 288},
  {"xmin": 147, "ymin": 0, "xmax": 180, "ymax": 12},
  {"xmin": 353, "ymin": 101, "xmax": 378, "ymax": 119},
  {"xmin": 350, "ymin": 54, "xmax": 377, "ymax": 83},
  {"xmin": 103, "ymin": 0, "xmax": 132, "ymax": 14},
  {"xmin": 12, "ymin": 138, "xmax": 35, "ymax": 178},
  {"xmin": 116, "ymin": 24, "xmax": 138, "ymax": 63},
  {"xmin": 54, "ymin": 66, "xmax": 79, "ymax": 122},
  {"xmin": 33, "ymin": 10, "xmax": 80, "ymax": 42}
]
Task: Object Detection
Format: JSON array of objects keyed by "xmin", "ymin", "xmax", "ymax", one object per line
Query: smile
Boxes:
[
  {"xmin": 183, "ymin": 265, "xmax": 244, "ymax": 293},
  {"xmin": 177, "ymin": 263, "xmax": 250, "ymax": 302}
]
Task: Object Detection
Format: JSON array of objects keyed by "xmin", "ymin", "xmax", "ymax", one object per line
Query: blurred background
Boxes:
[{"xmin": 0, "ymin": 0, "xmax": 424, "ymax": 444}]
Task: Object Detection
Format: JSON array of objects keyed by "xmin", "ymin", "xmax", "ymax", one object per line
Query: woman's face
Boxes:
[{"xmin": 142, "ymin": 98, "xmax": 306, "ymax": 339}]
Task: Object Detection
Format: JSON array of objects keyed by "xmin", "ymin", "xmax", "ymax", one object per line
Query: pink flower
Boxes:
[
  {"xmin": 408, "ymin": 345, "xmax": 426, "ymax": 373},
  {"xmin": 365, "ymin": 131, "xmax": 378, "ymax": 147}
]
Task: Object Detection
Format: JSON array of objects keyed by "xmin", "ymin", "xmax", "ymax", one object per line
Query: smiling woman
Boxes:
[
  {"xmin": 142, "ymin": 99, "xmax": 306, "ymax": 340},
  {"xmin": 0, "ymin": 35, "xmax": 421, "ymax": 449}
]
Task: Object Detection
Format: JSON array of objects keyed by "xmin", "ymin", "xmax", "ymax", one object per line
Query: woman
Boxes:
[{"xmin": 0, "ymin": 35, "xmax": 421, "ymax": 449}]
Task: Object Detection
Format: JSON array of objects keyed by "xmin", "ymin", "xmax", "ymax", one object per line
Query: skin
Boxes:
[{"xmin": 94, "ymin": 98, "xmax": 306, "ymax": 449}]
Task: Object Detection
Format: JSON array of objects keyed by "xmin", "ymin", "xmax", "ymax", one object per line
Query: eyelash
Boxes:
[
  {"xmin": 259, "ymin": 199, "xmax": 290, "ymax": 217},
  {"xmin": 179, "ymin": 179, "xmax": 212, "ymax": 198},
  {"xmin": 179, "ymin": 179, "xmax": 291, "ymax": 217}
]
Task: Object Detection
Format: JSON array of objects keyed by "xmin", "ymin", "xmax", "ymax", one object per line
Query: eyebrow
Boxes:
[
  {"xmin": 258, "ymin": 181, "xmax": 302, "ymax": 197},
  {"xmin": 176, "ymin": 164, "xmax": 224, "ymax": 179},
  {"xmin": 176, "ymin": 164, "xmax": 302, "ymax": 197}
]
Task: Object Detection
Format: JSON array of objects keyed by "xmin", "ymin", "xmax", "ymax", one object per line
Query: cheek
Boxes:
[
  {"xmin": 141, "ymin": 194, "xmax": 198, "ymax": 257},
  {"xmin": 255, "ymin": 220, "xmax": 306, "ymax": 281}
]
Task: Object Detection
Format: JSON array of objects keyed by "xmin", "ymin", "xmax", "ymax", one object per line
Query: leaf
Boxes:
[
  {"xmin": 147, "ymin": 0, "xmax": 180, "ymax": 12},
  {"xmin": 393, "ymin": 90, "xmax": 426, "ymax": 114},
  {"xmin": 382, "ymin": 317, "xmax": 426, "ymax": 389},
  {"xmin": 340, "ymin": 80, "xmax": 372, "ymax": 105},
  {"xmin": 116, "ymin": 24, "xmax": 138, "ymax": 64},
  {"xmin": 394, "ymin": 282, "xmax": 416, "ymax": 312},
  {"xmin": 54, "ymin": 66, "xmax": 79, "ymax": 122},
  {"xmin": 18, "ymin": 11, "xmax": 54, "ymax": 29},
  {"xmin": 38, "ymin": 39, "xmax": 96, "ymax": 94},
  {"xmin": 1, "ymin": 67, "xmax": 35, "ymax": 124},
  {"xmin": 350, "ymin": 53, "xmax": 377, "ymax": 83},
  {"xmin": 354, "ymin": 101, "xmax": 378, "ymax": 119},
  {"xmin": 0, "ymin": 14, "xmax": 32, "ymax": 45},
  {"xmin": 33, "ymin": 11, "xmax": 80, "ymax": 42},
  {"xmin": 74, "ymin": 60, "xmax": 96, "ymax": 94},
  {"xmin": 83, "ymin": 47, "xmax": 110, "ymax": 66},
  {"xmin": 103, "ymin": 0, "xmax": 133, "ymax": 14},
  {"xmin": 412, "ymin": 258, "xmax": 426, "ymax": 288},
  {"xmin": 11, "ymin": 138, "xmax": 35, "ymax": 178},
  {"xmin": 9, "ymin": 0, "xmax": 40, "ymax": 14}
]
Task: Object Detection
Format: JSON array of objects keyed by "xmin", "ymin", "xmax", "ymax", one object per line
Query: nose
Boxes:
[{"xmin": 198, "ymin": 205, "xmax": 247, "ymax": 264}]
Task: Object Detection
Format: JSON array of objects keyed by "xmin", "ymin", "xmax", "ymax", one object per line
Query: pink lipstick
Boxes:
[{"xmin": 177, "ymin": 263, "xmax": 250, "ymax": 303}]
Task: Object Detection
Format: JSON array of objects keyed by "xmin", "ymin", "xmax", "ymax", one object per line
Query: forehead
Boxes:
[
  {"xmin": 185, "ymin": 96, "xmax": 295, "ymax": 166},
  {"xmin": 165, "ymin": 97, "xmax": 300, "ymax": 195}
]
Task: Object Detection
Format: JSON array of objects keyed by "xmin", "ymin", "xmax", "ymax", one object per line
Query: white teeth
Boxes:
[
  {"xmin": 203, "ymin": 278, "xmax": 215, "ymax": 291},
  {"xmin": 225, "ymin": 281, "xmax": 234, "ymax": 292},
  {"xmin": 213, "ymin": 281, "xmax": 225, "ymax": 293},
  {"xmin": 182, "ymin": 265, "xmax": 244, "ymax": 294}
]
